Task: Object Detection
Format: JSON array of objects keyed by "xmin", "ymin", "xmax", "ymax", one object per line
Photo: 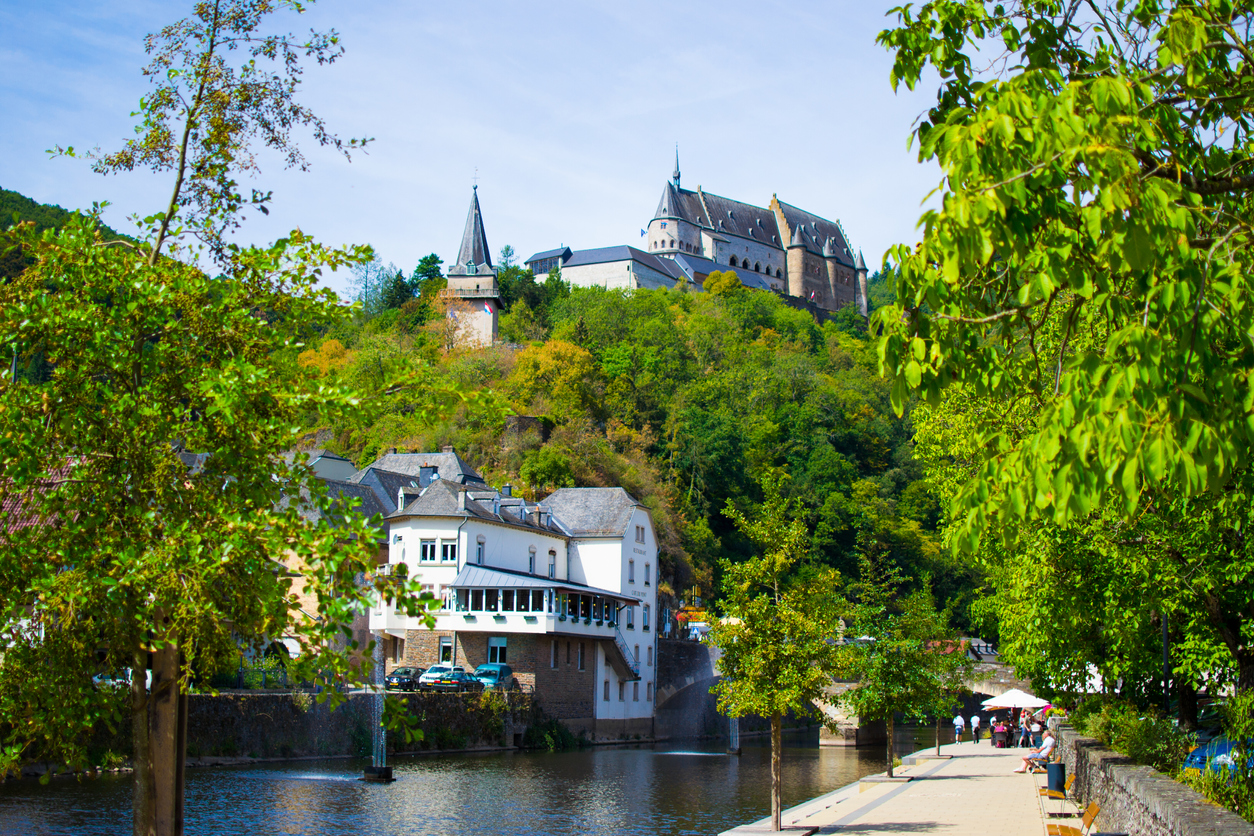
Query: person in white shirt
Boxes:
[
  {"xmin": 970, "ymin": 713, "xmax": 982, "ymax": 743},
  {"xmin": 953, "ymin": 712, "xmax": 965, "ymax": 743},
  {"xmin": 1014, "ymin": 729, "xmax": 1056, "ymax": 772}
]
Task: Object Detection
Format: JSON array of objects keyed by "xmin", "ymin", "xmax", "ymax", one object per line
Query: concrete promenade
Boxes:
[{"xmin": 719, "ymin": 739, "xmax": 1055, "ymax": 836}]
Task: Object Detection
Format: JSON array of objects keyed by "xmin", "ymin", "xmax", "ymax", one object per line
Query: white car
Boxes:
[{"xmin": 417, "ymin": 664, "xmax": 464, "ymax": 690}]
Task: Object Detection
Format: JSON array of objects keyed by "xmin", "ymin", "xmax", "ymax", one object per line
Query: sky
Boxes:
[{"xmin": 0, "ymin": 0, "xmax": 942, "ymax": 298}]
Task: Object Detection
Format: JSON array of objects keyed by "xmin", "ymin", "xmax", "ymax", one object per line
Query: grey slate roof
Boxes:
[
  {"xmin": 389, "ymin": 479, "xmax": 565, "ymax": 536},
  {"xmin": 543, "ymin": 487, "xmax": 641, "ymax": 537},
  {"xmin": 346, "ymin": 467, "xmax": 421, "ymax": 514},
  {"xmin": 450, "ymin": 564, "xmax": 636, "ymax": 602},
  {"xmin": 524, "ymin": 247, "xmax": 571, "ymax": 265},
  {"xmin": 855, "ymin": 250, "xmax": 867, "ymax": 271},
  {"xmin": 357, "ymin": 451, "xmax": 486, "ymax": 486},
  {"xmin": 449, "ymin": 186, "xmax": 495, "ymax": 277},
  {"xmin": 563, "ymin": 245, "xmax": 687, "ymax": 283},
  {"xmin": 777, "ymin": 200, "xmax": 855, "ymax": 265},
  {"xmin": 281, "ymin": 477, "xmax": 388, "ymax": 541},
  {"xmin": 671, "ymin": 253, "xmax": 777, "ymax": 292}
]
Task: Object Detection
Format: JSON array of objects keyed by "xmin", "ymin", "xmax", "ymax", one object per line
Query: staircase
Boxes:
[{"xmin": 603, "ymin": 627, "xmax": 641, "ymax": 681}]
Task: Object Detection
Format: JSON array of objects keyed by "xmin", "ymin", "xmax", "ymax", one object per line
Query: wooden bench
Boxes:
[
  {"xmin": 1045, "ymin": 802, "xmax": 1128, "ymax": 836},
  {"xmin": 1039, "ymin": 774, "xmax": 1077, "ymax": 817}
]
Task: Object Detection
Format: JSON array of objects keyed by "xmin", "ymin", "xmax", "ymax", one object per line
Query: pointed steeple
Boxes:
[
  {"xmin": 822, "ymin": 236, "xmax": 837, "ymax": 258},
  {"xmin": 450, "ymin": 185, "xmax": 493, "ymax": 276},
  {"xmin": 672, "ymin": 145, "xmax": 681, "ymax": 189},
  {"xmin": 790, "ymin": 222, "xmax": 806, "ymax": 248},
  {"xmin": 855, "ymin": 249, "xmax": 867, "ymax": 271}
]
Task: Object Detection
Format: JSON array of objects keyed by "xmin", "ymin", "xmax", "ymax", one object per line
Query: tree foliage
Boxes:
[{"xmin": 876, "ymin": 0, "xmax": 1254, "ymax": 550}]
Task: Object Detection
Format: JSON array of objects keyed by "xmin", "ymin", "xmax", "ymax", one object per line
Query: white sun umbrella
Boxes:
[{"xmin": 981, "ymin": 689, "xmax": 1050, "ymax": 710}]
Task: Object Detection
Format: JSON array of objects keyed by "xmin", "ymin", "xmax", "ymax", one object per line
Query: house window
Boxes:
[
  {"xmin": 476, "ymin": 537, "xmax": 485, "ymax": 564},
  {"xmin": 603, "ymin": 680, "xmax": 610, "ymax": 701},
  {"xmin": 629, "ymin": 560, "xmax": 635, "ymax": 583},
  {"xmin": 485, "ymin": 589, "xmax": 499, "ymax": 612},
  {"xmin": 393, "ymin": 636, "xmax": 405, "ymax": 664},
  {"xmin": 550, "ymin": 640, "xmax": 558, "ymax": 668},
  {"xmin": 442, "ymin": 540, "xmax": 458, "ymax": 562},
  {"xmin": 647, "ymin": 645, "xmax": 653, "ymax": 666},
  {"xmin": 420, "ymin": 540, "xmax": 437, "ymax": 562},
  {"xmin": 517, "ymin": 589, "xmax": 529, "ymax": 613},
  {"xmin": 643, "ymin": 604, "xmax": 651, "ymax": 632},
  {"xmin": 645, "ymin": 563, "xmax": 650, "ymax": 586},
  {"xmin": 578, "ymin": 642, "xmax": 585, "ymax": 671},
  {"xmin": 634, "ymin": 644, "xmax": 639, "ymax": 663},
  {"xmin": 502, "ymin": 590, "xmax": 515, "ymax": 611},
  {"xmin": 439, "ymin": 637, "xmax": 453, "ymax": 663},
  {"xmin": 529, "ymin": 546, "xmax": 536, "ymax": 574},
  {"xmin": 488, "ymin": 637, "xmax": 507, "ymax": 664},
  {"xmin": 647, "ymin": 682, "xmax": 653, "ymax": 701},
  {"xmin": 548, "ymin": 550, "xmax": 556, "ymax": 578},
  {"xmin": 534, "ymin": 590, "xmax": 546, "ymax": 612},
  {"xmin": 626, "ymin": 606, "xmax": 634, "ymax": 630},
  {"xmin": 618, "ymin": 680, "xmax": 625, "ymax": 701},
  {"xmin": 633, "ymin": 682, "xmax": 640, "ymax": 702},
  {"xmin": 471, "ymin": 590, "xmax": 484, "ymax": 610}
]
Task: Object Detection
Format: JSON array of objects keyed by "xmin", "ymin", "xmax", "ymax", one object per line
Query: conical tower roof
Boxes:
[
  {"xmin": 450, "ymin": 186, "xmax": 494, "ymax": 276},
  {"xmin": 855, "ymin": 249, "xmax": 867, "ymax": 271}
]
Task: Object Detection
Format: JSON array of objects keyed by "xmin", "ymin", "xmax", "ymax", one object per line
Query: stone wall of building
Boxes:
[{"xmin": 1057, "ymin": 723, "xmax": 1254, "ymax": 836}]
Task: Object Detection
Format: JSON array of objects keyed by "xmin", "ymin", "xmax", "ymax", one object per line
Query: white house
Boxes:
[{"xmin": 370, "ymin": 475, "xmax": 659, "ymax": 739}]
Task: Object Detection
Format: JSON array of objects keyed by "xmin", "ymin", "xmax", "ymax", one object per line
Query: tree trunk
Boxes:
[
  {"xmin": 770, "ymin": 711, "xmax": 782, "ymax": 832},
  {"xmin": 151, "ymin": 643, "xmax": 183, "ymax": 836},
  {"xmin": 935, "ymin": 717, "xmax": 941, "ymax": 757},
  {"xmin": 132, "ymin": 656, "xmax": 155, "ymax": 836},
  {"xmin": 1179, "ymin": 676, "xmax": 1199, "ymax": 731},
  {"xmin": 886, "ymin": 714, "xmax": 894, "ymax": 778}
]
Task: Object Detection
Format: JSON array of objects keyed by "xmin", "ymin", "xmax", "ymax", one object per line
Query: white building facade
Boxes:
[{"xmin": 369, "ymin": 479, "xmax": 658, "ymax": 739}]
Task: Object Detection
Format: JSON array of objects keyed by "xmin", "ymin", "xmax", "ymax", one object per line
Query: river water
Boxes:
[{"xmin": 0, "ymin": 729, "xmax": 940, "ymax": 836}]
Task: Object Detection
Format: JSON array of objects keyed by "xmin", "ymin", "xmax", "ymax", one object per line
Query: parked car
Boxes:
[
  {"xmin": 1183, "ymin": 736, "xmax": 1253, "ymax": 774},
  {"xmin": 384, "ymin": 666, "xmax": 424, "ymax": 692},
  {"xmin": 473, "ymin": 663, "xmax": 516, "ymax": 691},
  {"xmin": 428, "ymin": 669, "xmax": 484, "ymax": 693},
  {"xmin": 418, "ymin": 664, "xmax": 464, "ymax": 690}
]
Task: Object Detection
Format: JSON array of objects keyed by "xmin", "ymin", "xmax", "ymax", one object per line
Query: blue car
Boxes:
[{"xmin": 1183, "ymin": 737, "xmax": 1252, "ymax": 774}]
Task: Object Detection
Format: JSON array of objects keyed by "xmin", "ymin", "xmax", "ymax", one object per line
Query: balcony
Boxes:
[
  {"xmin": 442, "ymin": 288, "xmax": 499, "ymax": 299},
  {"xmin": 368, "ymin": 600, "xmax": 410, "ymax": 636}
]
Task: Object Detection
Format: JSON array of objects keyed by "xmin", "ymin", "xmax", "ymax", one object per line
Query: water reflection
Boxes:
[{"xmin": 0, "ymin": 728, "xmax": 941, "ymax": 836}]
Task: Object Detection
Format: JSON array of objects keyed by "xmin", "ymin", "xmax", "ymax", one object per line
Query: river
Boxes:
[{"xmin": 0, "ymin": 729, "xmax": 944, "ymax": 836}]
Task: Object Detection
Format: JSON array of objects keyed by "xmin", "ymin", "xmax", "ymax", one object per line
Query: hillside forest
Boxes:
[{"xmin": 2, "ymin": 188, "xmax": 975, "ymax": 634}]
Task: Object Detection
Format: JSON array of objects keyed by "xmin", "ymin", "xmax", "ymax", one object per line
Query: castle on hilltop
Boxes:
[{"xmin": 526, "ymin": 154, "xmax": 868, "ymax": 316}]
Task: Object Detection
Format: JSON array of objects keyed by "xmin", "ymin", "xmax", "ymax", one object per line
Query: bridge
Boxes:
[{"xmin": 653, "ymin": 639, "xmax": 1033, "ymax": 744}]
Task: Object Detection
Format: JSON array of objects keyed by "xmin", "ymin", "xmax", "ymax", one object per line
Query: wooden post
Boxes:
[
  {"xmin": 151, "ymin": 643, "xmax": 179, "ymax": 835},
  {"xmin": 886, "ymin": 714, "xmax": 895, "ymax": 778}
]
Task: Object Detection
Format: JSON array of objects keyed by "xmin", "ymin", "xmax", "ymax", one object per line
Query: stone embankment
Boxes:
[{"xmin": 1056, "ymin": 722, "xmax": 1254, "ymax": 836}]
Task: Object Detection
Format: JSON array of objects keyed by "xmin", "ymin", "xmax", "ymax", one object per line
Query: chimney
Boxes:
[
  {"xmin": 442, "ymin": 445, "xmax": 454, "ymax": 454},
  {"xmin": 458, "ymin": 490, "xmax": 467, "ymax": 512},
  {"xmin": 492, "ymin": 496, "xmax": 500, "ymax": 516},
  {"xmin": 387, "ymin": 447, "xmax": 397, "ymax": 455},
  {"xmin": 501, "ymin": 483, "xmax": 512, "ymax": 498}
]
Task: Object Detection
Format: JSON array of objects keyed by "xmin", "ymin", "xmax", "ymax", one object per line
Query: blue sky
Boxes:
[{"xmin": 1, "ymin": 1, "xmax": 941, "ymax": 297}]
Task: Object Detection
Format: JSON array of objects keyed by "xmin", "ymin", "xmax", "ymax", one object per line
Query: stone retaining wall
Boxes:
[{"xmin": 1057, "ymin": 723, "xmax": 1254, "ymax": 836}]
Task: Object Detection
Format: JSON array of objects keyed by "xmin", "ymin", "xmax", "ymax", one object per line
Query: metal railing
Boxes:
[
  {"xmin": 614, "ymin": 627, "xmax": 640, "ymax": 677},
  {"xmin": 442, "ymin": 288, "xmax": 499, "ymax": 298}
]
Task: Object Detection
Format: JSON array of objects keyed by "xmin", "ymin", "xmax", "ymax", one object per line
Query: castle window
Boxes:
[
  {"xmin": 729, "ymin": 256, "xmax": 738, "ymax": 267},
  {"xmin": 754, "ymin": 262, "xmax": 761, "ymax": 272},
  {"xmin": 727, "ymin": 210, "xmax": 734, "ymax": 220},
  {"xmin": 669, "ymin": 239, "xmax": 675, "ymax": 248}
]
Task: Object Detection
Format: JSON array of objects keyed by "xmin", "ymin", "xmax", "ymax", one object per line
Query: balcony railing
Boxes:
[{"xmin": 442, "ymin": 288, "xmax": 499, "ymax": 298}]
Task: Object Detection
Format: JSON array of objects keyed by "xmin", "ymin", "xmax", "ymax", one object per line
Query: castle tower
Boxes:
[
  {"xmin": 854, "ymin": 250, "xmax": 869, "ymax": 317},
  {"xmin": 822, "ymin": 237, "xmax": 842, "ymax": 308},
  {"xmin": 444, "ymin": 185, "xmax": 500, "ymax": 347},
  {"xmin": 786, "ymin": 222, "xmax": 807, "ymax": 299}
]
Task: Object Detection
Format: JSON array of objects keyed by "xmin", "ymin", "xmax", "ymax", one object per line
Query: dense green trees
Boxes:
[{"xmin": 300, "ymin": 270, "xmax": 953, "ymax": 623}]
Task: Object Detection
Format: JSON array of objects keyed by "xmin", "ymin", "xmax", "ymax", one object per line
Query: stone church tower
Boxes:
[{"xmin": 444, "ymin": 186, "xmax": 500, "ymax": 347}]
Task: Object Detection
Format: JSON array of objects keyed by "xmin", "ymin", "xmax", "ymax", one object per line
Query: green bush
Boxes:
[
  {"xmin": 522, "ymin": 718, "xmax": 582, "ymax": 752},
  {"xmin": 1074, "ymin": 699, "xmax": 1194, "ymax": 775}
]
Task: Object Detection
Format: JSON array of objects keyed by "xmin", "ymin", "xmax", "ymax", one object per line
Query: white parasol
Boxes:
[{"xmin": 980, "ymin": 688, "xmax": 1050, "ymax": 710}]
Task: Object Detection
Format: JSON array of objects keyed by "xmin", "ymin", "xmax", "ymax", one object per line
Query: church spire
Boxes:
[
  {"xmin": 451, "ymin": 184, "xmax": 493, "ymax": 276},
  {"xmin": 672, "ymin": 144, "xmax": 681, "ymax": 189}
]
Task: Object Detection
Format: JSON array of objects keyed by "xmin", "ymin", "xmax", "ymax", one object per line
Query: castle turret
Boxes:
[
  {"xmin": 786, "ymin": 222, "xmax": 807, "ymax": 299},
  {"xmin": 854, "ymin": 250, "xmax": 869, "ymax": 317},
  {"xmin": 444, "ymin": 186, "xmax": 499, "ymax": 347},
  {"xmin": 822, "ymin": 236, "xmax": 842, "ymax": 307}
]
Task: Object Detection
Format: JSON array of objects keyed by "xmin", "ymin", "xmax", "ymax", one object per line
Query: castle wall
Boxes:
[
  {"xmin": 647, "ymin": 216, "xmax": 701, "ymax": 256},
  {"xmin": 562, "ymin": 259, "xmax": 673, "ymax": 291}
]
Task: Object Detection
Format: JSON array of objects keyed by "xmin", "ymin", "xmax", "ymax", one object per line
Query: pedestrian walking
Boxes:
[
  {"xmin": 970, "ymin": 713, "xmax": 982, "ymax": 743},
  {"xmin": 1031, "ymin": 714, "xmax": 1043, "ymax": 747},
  {"xmin": 952, "ymin": 712, "xmax": 965, "ymax": 744}
]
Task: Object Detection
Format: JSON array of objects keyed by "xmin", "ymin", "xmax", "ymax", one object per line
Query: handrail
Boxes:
[
  {"xmin": 442, "ymin": 288, "xmax": 500, "ymax": 298},
  {"xmin": 614, "ymin": 627, "xmax": 640, "ymax": 677}
]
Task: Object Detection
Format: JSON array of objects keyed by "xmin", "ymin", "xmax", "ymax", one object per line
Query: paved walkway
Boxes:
[{"xmin": 720, "ymin": 740, "xmax": 1053, "ymax": 836}]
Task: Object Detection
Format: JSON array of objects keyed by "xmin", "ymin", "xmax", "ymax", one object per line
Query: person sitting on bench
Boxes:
[{"xmin": 1014, "ymin": 728, "xmax": 1055, "ymax": 773}]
